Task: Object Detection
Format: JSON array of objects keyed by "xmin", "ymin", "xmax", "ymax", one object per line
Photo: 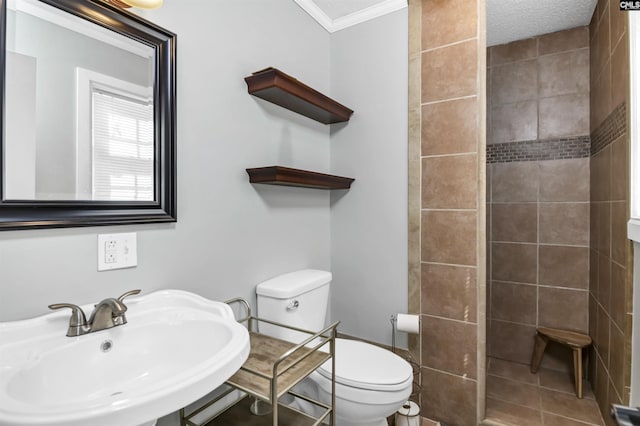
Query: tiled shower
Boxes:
[
  {"xmin": 487, "ymin": 27, "xmax": 592, "ymax": 372},
  {"xmin": 485, "ymin": 0, "xmax": 634, "ymax": 424},
  {"xmin": 410, "ymin": 0, "xmax": 633, "ymax": 424}
]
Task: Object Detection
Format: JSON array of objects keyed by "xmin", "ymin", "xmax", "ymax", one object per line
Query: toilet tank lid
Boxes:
[{"xmin": 256, "ymin": 269, "xmax": 331, "ymax": 299}]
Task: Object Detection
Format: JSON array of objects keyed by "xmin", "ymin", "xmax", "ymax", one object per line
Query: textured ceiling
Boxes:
[
  {"xmin": 486, "ymin": 0, "xmax": 597, "ymax": 46},
  {"xmin": 304, "ymin": 0, "xmax": 597, "ymax": 44}
]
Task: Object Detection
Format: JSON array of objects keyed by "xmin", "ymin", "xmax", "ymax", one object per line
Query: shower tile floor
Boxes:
[{"xmin": 484, "ymin": 357, "xmax": 605, "ymax": 426}]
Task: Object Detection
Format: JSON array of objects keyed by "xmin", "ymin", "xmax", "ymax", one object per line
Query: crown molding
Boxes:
[{"xmin": 294, "ymin": 0, "xmax": 407, "ymax": 33}]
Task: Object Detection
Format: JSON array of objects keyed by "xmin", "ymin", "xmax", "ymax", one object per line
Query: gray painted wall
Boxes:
[
  {"xmin": 1, "ymin": 1, "xmax": 409, "ymax": 424},
  {"xmin": 0, "ymin": 0, "xmax": 332, "ymax": 321},
  {"xmin": 329, "ymin": 9, "xmax": 409, "ymax": 347},
  {"xmin": 1, "ymin": 1, "xmax": 409, "ymax": 339}
]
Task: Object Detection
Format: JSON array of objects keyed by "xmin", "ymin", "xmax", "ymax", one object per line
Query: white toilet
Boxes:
[{"xmin": 256, "ymin": 269, "xmax": 413, "ymax": 426}]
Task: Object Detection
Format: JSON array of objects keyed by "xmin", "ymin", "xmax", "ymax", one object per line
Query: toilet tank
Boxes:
[{"xmin": 256, "ymin": 269, "xmax": 331, "ymax": 343}]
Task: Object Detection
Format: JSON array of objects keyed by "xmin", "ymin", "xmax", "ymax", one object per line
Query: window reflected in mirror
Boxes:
[{"xmin": 4, "ymin": 0, "xmax": 155, "ymax": 201}]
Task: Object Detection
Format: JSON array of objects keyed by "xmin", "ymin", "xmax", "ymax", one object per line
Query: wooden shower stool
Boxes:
[{"xmin": 530, "ymin": 327, "xmax": 592, "ymax": 399}]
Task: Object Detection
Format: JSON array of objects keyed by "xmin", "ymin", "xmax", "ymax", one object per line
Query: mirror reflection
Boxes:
[{"xmin": 4, "ymin": 0, "xmax": 155, "ymax": 201}]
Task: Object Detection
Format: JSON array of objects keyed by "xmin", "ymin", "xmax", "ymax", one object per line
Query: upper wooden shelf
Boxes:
[
  {"xmin": 246, "ymin": 166, "xmax": 355, "ymax": 190},
  {"xmin": 244, "ymin": 67, "xmax": 354, "ymax": 124}
]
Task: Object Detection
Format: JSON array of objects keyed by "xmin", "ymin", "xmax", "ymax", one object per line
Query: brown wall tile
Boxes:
[
  {"xmin": 597, "ymin": 202, "xmax": 611, "ymax": 254},
  {"xmin": 491, "ymin": 203, "xmax": 537, "ymax": 243},
  {"xmin": 487, "ymin": 164, "xmax": 493, "ymax": 203},
  {"xmin": 421, "ymin": 367, "xmax": 477, "ymax": 426},
  {"xmin": 490, "ymin": 100, "xmax": 538, "ymax": 143},
  {"xmin": 422, "ymin": 211, "xmax": 477, "ymax": 266},
  {"xmin": 539, "ymin": 245, "xmax": 589, "ymax": 289},
  {"xmin": 611, "ymin": 202, "xmax": 630, "ymax": 265},
  {"xmin": 491, "ymin": 60, "xmax": 538, "ymax": 104},
  {"xmin": 489, "ymin": 320, "xmax": 536, "ymax": 364},
  {"xmin": 490, "ymin": 38, "xmax": 537, "ymax": 65},
  {"xmin": 611, "ymin": 136, "xmax": 629, "ymax": 201},
  {"xmin": 539, "ymin": 93, "xmax": 590, "ymax": 138},
  {"xmin": 422, "ymin": 40, "xmax": 478, "ymax": 103},
  {"xmin": 610, "ymin": 261, "xmax": 627, "ymax": 330},
  {"xmin": 598, "ymin": 253, "xmax": 612, "ymax": 311},
  {"xmin": 591, "ymin": 203, "xmax": 599, "ymax": 250},
  {"xmin": 490, "ymin": 281, "xmax": 537, "ymax": 324},
  {"xmin": 422, "ymin": 315, "xmax": 477, "ymax": 378},
  {"xmin": 539, "ymin": 158, "xmax": 590, "ymax": 202},
  {"xmin": 538, "ymin": 27, "xmax": 589, "ymax": 56},
  {"xmin": 539, "ymin": 203, "xmax": 590, "ymax": 245},
  {"xmin": 492, "ymin": 162, "xmax": 539, "ymax": 202},
  {"xmin": 591, "ymin": 0, "xmax": 604, "ymax": 37},
  {"xmin": 594, "ymin": 354, "xmax": 610, "ymax": 423},
  {"xmin": 590, "ymin": 249, "xmax": 599, "ymax": 294},
  {"xmin": 595, "ymin": 304, "xmax": 610, "ymax": 368},
  {"xmin": 538, "ymin": 49, "xmax": 589, "ymax": 98},
  {"xmin": 590, "ymin": 294, "xmax": 598, "ymax": 343},
  {"xmin": 611, "ymin": 35, "xmax": 629, "ymax": 109},
  {"xmin": 422, "ymin": 98, "xmax": 478, "ymax": 156},
  {"xmin": 609, "ymin": 4, "xmax": 627, "ymax": 50},
  {"xmin": 591, "ymin": 60, "xmax": 612, "ymax": 131},
  {"xmin": 491, "ymin": 243, "xmax": 537, "ymax": 284},
  {"xmin": 422, "ymin": 155, "xmax": 478, "ymax": 209},
  {"xmin": 416, "ymin": 0, "xmax": 483, "ymax": 422},
  {"xmin": 421, "ymin": 263, "xmax": 477, "ymax": 322},
  {"xmin": 590, "ymin": 6, "xmax": 610, "ymax": 82},
  {"xmin": 610, "ymin": 321, "xmax": 625, "ymax": 398},
  {"xmin": 538, "ymin": 287, "xmax": 589, "ymax": 332},
  {"xmin": 421, "ymin": 0, "xmax": 477, "ymax": 50},
  {"xmin": 591, "ymin": 147, "xmax": 611, "ymax": 202}
]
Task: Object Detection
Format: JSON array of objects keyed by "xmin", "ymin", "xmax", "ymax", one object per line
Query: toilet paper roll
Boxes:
[{"xmin": 396, "ymin": 314, "xmax": 419, "ymax": 334}]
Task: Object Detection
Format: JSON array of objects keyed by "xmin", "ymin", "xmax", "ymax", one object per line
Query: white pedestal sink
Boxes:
[{"xmin": 0, "ymin": 290, "xmax": 250, "ymax": 426}]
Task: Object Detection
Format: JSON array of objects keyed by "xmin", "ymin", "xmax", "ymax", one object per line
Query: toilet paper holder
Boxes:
[{"xmin": 390, "ymin": 315, "xmax": 422, "ymax": 400}]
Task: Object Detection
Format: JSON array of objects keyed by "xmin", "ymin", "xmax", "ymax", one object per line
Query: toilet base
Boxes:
[
  {"xmin": 289, "ymin": 376, "xmax": 408, "ymax": 426},
  {"xmin": 334, "ymin": 419, "xmax": 388, "ymax": 426}
]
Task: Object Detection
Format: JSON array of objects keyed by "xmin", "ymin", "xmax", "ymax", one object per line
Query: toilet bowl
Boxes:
[
  {"xmin": 305, "ymin": 338, "xmax": 413, "ymax": 426},
  {"xmin": 256, "ymin": 269, "xmax": 414, "ymax": 426}
]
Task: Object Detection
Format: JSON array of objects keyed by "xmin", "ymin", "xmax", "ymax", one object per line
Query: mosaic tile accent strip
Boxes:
[
  {"xmin": 590, "ymin": 102, "xmax": 626, "ymax": 156},
  {"xmin": 487, "ymin": 136, "xmax": 590, "ymax": 163}
]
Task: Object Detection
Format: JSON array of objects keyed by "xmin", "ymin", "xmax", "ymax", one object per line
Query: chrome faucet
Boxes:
[{"xmin": 49, "ymin": 289, "xmax": 141, "ymax": 337}]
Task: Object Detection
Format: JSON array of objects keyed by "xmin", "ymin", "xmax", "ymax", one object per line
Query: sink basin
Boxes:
[{"xmin": 0, "ymin": 290, "xmax": 250, "ymax": 426}]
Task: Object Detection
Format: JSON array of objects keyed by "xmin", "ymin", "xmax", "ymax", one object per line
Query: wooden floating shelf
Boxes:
[
  {"xmin": 246, "ymin": 166, "xmax": 355, "ymax": 190},
  {"xmin": 244, "ymin": 67, "xmax": 354, "ymax": 124}
]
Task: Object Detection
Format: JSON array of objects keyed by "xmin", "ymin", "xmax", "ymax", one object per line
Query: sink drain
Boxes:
[{"xmin": 100, "ymin": 339, "xmax": 113, "ymax": 352}]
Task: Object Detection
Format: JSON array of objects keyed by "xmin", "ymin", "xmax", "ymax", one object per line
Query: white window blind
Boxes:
[{"xmin": 92, "ymin": 87, "xmax": 154, "ymax": 201}]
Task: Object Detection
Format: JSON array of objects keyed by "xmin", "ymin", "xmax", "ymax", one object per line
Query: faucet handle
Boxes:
[
  {"xmin": 117, "ymin": 289, "xmax": 141, "ymax": 303},
  {"xmin": 48, "ymin": 303, "xmax": 88, "ymax": 337}
]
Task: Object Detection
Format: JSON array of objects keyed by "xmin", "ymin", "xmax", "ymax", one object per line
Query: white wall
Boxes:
[
  {"xmin": 329, "ymin": 9, "xmax": 409, "ymax": 347},
  {"xmin": 0, "ymin": 0, "xmax": 332, "ymax": 322}
]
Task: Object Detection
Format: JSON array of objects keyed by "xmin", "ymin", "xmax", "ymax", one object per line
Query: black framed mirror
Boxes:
[{"xmin": 0, "ymin": 0, "xmax": 176, "ymax": 230}]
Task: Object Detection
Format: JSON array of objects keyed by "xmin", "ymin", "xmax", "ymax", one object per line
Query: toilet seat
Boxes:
[{"xmin": 316, "ymin": 338, "xmax": 413, "ymax": 392}]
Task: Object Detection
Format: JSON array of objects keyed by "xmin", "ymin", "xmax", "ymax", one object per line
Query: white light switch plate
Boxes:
[{"xmin": 97, "ymin": 233, "xmax": 137, "ymax": 271}]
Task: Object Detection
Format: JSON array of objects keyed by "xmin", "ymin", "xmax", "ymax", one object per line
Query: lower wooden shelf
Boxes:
[
  {"xmin": 246, "ymin": 166, "xmax": 354, "ymax": 190},
  {"xmin": 204, "ymin": 395, "xmax": 317, "ymax": 426}
]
